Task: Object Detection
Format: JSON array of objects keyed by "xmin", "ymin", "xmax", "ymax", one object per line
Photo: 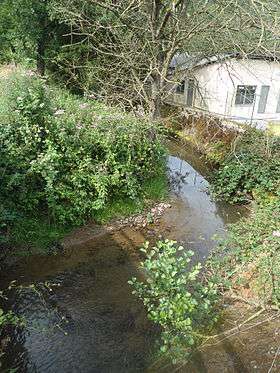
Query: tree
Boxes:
[
  {"xmin": 52, "ymin": 0, "xmax": 280, "ymax": 119},
  {"xmin": 0, "ymin": 0, "xmax": 26, "ymax": 63},
  {"xmin": 0, "ymin": 0, "xmax": 69, "ymax": 75}
]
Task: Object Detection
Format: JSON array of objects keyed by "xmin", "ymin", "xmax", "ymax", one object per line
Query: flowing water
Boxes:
[{"xmin": 0, "ymin": 141, "xmax": 278, "ymax": 372}]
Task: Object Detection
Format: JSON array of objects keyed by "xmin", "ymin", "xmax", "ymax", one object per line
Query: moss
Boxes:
[{"xmin": 205, "ymin": 141, "xmax": 230, "ymax": 164}]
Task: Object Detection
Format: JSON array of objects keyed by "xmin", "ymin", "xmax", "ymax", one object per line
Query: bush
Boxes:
[
  {"xmin": 0, "ymin": 71, "xmax": 166, "ymax": 226},
  {"xmin": 210, "ymin": 201, "xmax": 280, "ymax": 307},
  {"xmin": 211, "ymin": 129, "xmax": 280, "ymax": 203},
  {"xmin": 129, "ymin": 240, "xmax": 219, "ymax": 361}
]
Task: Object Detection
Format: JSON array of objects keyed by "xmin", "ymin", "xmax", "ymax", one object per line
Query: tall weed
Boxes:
[
  {"xmin": 211, "ymin": 130, "xmax": 280, "ymax": 203},
  {"xmin": 0, "ymin": 71, "xmax": 166, "ymax": 228}
]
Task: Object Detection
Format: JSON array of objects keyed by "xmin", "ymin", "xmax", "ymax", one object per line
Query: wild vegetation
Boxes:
[
  {"xmin": 211, "ymin": 201, "xmax": 280, "ymax": 308},
  {"xmin": 129, "ymin": 116, "xmax": 280, "ymax": 360},
  {"xmin": 0, "ymin": 70, "xmax": 166, "ymax": 248},
  {"xmin": 209, "ymin": 128, "xmax": 280, "ymax": 308},
  {"xmin": 130, "ymin": 198, "xmax": 280, "ymax": 360},
  {"xmin": 211, "ymin": 129, "xmax": 280, "ymax": 203},
  {"xmin": 129, "ymin": 240, "xmax": 219, "ymax": 361},
  {"xmin": 1, "ymin": 0, "xmax": 280, "ymax": 368}
]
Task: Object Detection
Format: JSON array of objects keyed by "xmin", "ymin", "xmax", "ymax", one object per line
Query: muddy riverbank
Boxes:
[{"xmin": 1, "ymin": 140, "xmax": 278, "ymax": 373}]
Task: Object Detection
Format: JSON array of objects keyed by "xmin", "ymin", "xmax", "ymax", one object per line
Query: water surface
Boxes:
[{"xmin": 0, "ymin": 141, "xmax": 256, "ymax": 373}]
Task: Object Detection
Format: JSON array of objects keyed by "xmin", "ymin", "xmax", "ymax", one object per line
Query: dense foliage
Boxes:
[
  {"xmin": 211, "ymin": 129, "xmax": 280, "ymax": 203},
  {"xmin": 0, "ymin": 71, "xmax": 166, "ymax": 231},
  {"xmin": 0, "ymin": 0, "xmax": 73, "ymax": 75},
  {"xmin": 209, "ymin": 128, "xmax": 280, "ymax": 308},
  {"xmin": 210, "ymin": 201, "xmax": 280, "ymax": 308},
  {"xmin": 129, "ymin": 240, "xmax": 219, "ymax": 360},
  {"xmin": 2, "ymin": 1, "xmax": 280, "ymax": 115}
]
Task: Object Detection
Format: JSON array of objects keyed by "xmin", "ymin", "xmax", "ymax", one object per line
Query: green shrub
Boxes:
[
  {"xmin": 0, "ymin": 308, "xmax": 20, "ymax": 329},
  {"xmin": 0, "ymin": 72, "xmax": 53, "ymax": 213},
  {"xmin": 0, "ymin": 71, "xmax": 166, "ymax": 227},
  {"xmin": 210, "ymin": 201, "xmax": 280, "ymax": 307},
  {"xmin": 211, "ymin": 130, "xmax": 280, "ymax": 203},
  {"xmin": 129, "ymin": 240, "xmax": 219, "ymax": 361}
]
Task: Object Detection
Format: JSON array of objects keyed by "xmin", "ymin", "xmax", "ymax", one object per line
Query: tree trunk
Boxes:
[
  {"xmin": 36, "ymin": 14, "xmax": 49, "ymax": 76},
  {"xmin": 10, "ymin": 44, "xmax": 17, "ymax": 66},
  {"xmin": 150, "ymin": 96, "xmax": 162, "ymax": 120},
  {"xmin": 150, "ymin": 77, "xmax": 162, "ymax": 120},
  {"xmin": 37, "ymin": 34, "xmax": 46, "ymax": 76}
]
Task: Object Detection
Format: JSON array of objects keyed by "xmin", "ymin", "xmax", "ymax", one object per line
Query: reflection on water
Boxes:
[
  {"xmin": 1, "ymin": 140, "xmax": 250, "ymax": 373},
  {"xmin": 166, "ymin": 140, "xmax": 246, "ymax": 261}
]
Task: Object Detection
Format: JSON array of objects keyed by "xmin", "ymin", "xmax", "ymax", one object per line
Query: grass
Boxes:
[
  {"xmin": 143, "ymin": 171, "xmax": 169, "ymax": 200},
  {"xmin": 94, "ymin": 198, "xmax": 144, "ymax": 223},
  {"xmin": 209, "ymin": 200, "xmax": 280, "ymax": 307},
  {"xmin": 1, "ymin": 171, "xmax": 169, "ymax": 255},
  {"xmin": 267, "ymin": 122, "xmax": 280, "ymax": 136},
  {"xmin": 4, "ymin": 215, "xmax": 71, "ymax": 256},
  {"xmin": 94, "ymin": 172, "xmax": 169, "ymax": 223}
]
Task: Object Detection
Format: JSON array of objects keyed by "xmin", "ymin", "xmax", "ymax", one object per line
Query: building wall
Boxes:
[{"xmin": 169, "ymin": 58, "xmax": 280, "ymax": 124}]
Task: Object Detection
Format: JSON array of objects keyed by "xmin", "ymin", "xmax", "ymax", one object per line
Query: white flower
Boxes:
[
  {"xmin": 79, "ymin": 103, "xmax": 89, "ymax": 109},
  {"xmin": 54, "ymin": 109, "xmax": 65, "ymax": 116}
]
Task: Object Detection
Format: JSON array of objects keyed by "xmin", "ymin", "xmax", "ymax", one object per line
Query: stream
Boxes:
[{"xmin": 0, "ymin": 140, "xmax": 278, "ymax": 373}]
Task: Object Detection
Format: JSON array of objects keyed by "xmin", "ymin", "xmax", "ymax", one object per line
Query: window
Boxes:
[
  {"xmin": 176, "ymin": 80, "xmax": 185, "ymax": 94},
  {"xmin": 235, "ymin": 85, "xmax": 256, "ymax": 105},
  {"xmin": 186, "ymin": 79, "xmax": 195, "ymax": 107},
  {"xmin": 276, "ymin": 91, "xmax": 280, "ymax": 113},
  {"xmin": 258, "ymin": 85, "xmax": 270, "ymax": 113}
]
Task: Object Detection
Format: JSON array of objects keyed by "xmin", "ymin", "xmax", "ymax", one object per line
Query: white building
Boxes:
[{"xmin": 167, "ymin": 53, "xmax": 280, "ymax": 128}]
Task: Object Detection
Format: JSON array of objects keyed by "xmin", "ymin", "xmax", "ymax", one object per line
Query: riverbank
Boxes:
[
  {"xmin": 156, "ymin": 109, "xmax": 280, "ymax": 368},
  {"xmin": 0, "ymin": 170, "xmax": 168, "ymax": 258},
  {"xmin": 176, "ymin": 110, "xmax": 279, "ymax": 305},
  {"xmin": 0, "ymin": 140, "xmax": 251, "ymax": 372},
  {"xmin": 0, "ymin": 68, "xmax": 168, "ymax": 258},
  {"xmin": 152, "ymin": 301, "xmax": 280, "ymax": 372},
  {"xmin": 1, "ymin": 78, "xmax": 279, "ymax": 370}
]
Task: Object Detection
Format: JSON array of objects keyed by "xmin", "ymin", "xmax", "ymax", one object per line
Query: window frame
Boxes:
[
  {"xmin": 176, "ymin": 80, "xmax": 185, "ymax": 94},
  {"xmin": 186, "ymin": 79, "xmax": 195, "ymax": 107},
  {"xmin": 257, "ymin": 85, "xmax": 270, "ymax": 114},
  {"xmin": 235, "ymin": 85, "xmax": 257, "ymax": 106},
  {"xmin": 276, "ymin": 91, "xmax": 280, "ymax": 113}
]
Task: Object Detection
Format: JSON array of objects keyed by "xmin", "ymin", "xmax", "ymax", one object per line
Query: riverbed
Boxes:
[{"xmin": 1, "ymin": 141, "xmax": 279, "ymax": 372}]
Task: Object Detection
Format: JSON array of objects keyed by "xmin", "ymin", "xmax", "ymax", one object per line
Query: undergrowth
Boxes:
[
  {"xmin": 209, "ymin": 128, "xmax": 280, "ymax": 307},
  {"xmin": 0, "ymin": 69, "xmax": 167, "ymax": 251},
  {"xmin": 129, "ymin": 240, "xmax": 219, "ymax": 362},
  {"xmin": 130, "ymin": 121, "xmax": 280, "ymax": 363},
  {"xmin": 209, "ymin": 201, "xmax": 280, "ymax": 308},
  {"xmin": 211, "ymin": 129, "xmax": 280, "ymax": 203},
  {"xmin": 208, "ymin": 127, "xmax": 280, "ymax": 307}
]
